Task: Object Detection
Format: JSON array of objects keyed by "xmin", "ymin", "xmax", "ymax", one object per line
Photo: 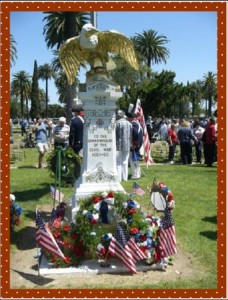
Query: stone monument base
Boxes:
[{"xmin": 39, "ymin": 255, "xmax": 166, "ymax": 276}]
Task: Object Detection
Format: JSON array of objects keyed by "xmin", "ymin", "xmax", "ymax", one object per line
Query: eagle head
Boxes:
[{"xmin": 80, "ymin": 23, "xmax": 99, "ymax": 49}]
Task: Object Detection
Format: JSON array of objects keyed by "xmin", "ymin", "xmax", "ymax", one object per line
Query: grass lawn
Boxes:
[{"xmin": 10, "ymin": 130, "xmax": 218, "ymax": 289}]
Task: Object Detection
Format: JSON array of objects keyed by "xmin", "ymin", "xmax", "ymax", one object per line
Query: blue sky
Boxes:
[{"xmin": 10, "ymin": 11, "xmax": 217, "ymax": 105}]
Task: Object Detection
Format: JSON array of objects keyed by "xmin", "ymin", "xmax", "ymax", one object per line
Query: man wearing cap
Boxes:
[
  {"xmin": 52, "ymin": 117, "xmax": 70, "ymax": 149},
  {"xmin": 115, "ymin": 110, "xmax": 132, "ymax": 181},
  {"xmin": 69, "ymin": 105, "xmax": 84, "ymax": 155}
]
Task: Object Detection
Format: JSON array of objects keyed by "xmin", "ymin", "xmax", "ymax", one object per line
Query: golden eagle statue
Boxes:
[{"xmin": 59, "ymin": 23, "xmax": 139, "ymax": 85}]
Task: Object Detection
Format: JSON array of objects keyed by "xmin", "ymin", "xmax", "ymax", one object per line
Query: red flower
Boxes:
[
  {"xmin": 15, "ymin": 217, "xmax": 21, "ymax": 225},
  {"xmin": 53, "ymin": 218, "xmax": 61, "ymax": 228},
  {"xmin": 53, "ymin": 230, "xmax": 61, "ymax": 238},
  {"xmin": 64, "ymin": 257, "xmax": 71, "ymax": 264},
  {"xmin": 128, "ymin": 208, "xmax": 136, "ymax": 214},
  {"xmin": 106, "ymin": 192, "xmax": 114, "ymax": 198},
  {"xmin": 63, "ymin": 224, "xmax": 71, "ymax": 232},
  {"xmin": 130, "ymin": 227, "xmax": 139, "ymax": 235},
  {"xmin": 50, "ymin": 256, "xmax": 57, "ymax": 262},
  {"xmin": 92, "ymin": 196, "xmax": 102, "ymax": 203},
  {"xmin": 70, "ymin": 233, "xmax": 78, "ymax": 240},
  {"xmin": 167, "ymin": 191, "xmax": 173, "ymax": 201},
  {"xmin": 140, "ymin": 235, "xmax": 147, "ymax": 242},
  {"xmin": 90, "ymin": 218, "xmax": 97, "ymax": 224}
]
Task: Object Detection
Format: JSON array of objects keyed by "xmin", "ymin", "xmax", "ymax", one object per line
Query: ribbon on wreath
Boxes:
[{"xmin": 93, "ymin": 192, "xmax": 115, "ymax": 224}]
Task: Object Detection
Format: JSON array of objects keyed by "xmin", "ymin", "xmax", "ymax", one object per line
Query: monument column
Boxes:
[{"xmin": 71, "ymin": 81, "xmax": 125, "ymax": 218}]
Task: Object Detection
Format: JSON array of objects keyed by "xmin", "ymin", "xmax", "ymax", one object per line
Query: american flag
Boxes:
[
  {"xmin": 134, "ymin": 98, "xmax": 153, "ymax": 166},
  {"xmin": 35, "ymin": 209, "xmax": 66, "ymax": 261},
  {"xmin": 50, "ymin": 185, "xmax": 64, "ymax": 202},
  {"xmin": 159, "ymin": 207, "xmax": 177, "ymax": 257},
  {"xmin": 133, "ymin": 182, "xmax": 145, "ymax": 196},
  {"xmin": 108, "ymin": 224, "xmax": 147, "ymax": 273}
]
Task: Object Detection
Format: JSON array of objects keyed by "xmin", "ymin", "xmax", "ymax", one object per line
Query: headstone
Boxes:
[{"xmin": 71, "ymin": 79, "xmax": 125, "ymax": 221}]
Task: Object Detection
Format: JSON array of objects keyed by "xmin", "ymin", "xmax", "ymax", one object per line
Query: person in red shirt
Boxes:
[
  {"xmin": 203, "ymin": 117, "xmax": 217, "ymax": 167},
  {"xmin": 167, "ymin": 124, "xmax": 178, "ymax": 164}
]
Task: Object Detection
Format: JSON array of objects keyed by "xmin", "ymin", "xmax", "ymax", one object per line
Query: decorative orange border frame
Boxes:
[{"xmin": 0, "ymin": 1, "xmax": 226, "ymax": 299}]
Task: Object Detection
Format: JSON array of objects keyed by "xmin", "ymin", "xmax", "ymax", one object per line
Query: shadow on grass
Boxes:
[
  {"xmin": 13, "ymin": 185, "xmax": 50, "ymax": 203},
  {"xmin": 202, "ymin": 215, "xmax": 217, "ymax": 224},
  {"xmin": 11, "ymin": 268, "xmax": 54, "ymax": 286},
  {"xmin": 10, "ymin": 225, "xmax": 37, "ymax": 250},
  {"xmin": 17, "ymin": 165, "xmax": 38, "ymax": 169},
  {"xmin": 199, "ymin": 230, "xmax": 217, "ymax": 241}
]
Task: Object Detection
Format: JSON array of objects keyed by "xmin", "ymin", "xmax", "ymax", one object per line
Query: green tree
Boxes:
[
  {"xmin": 38, "ymin": 63, "xmax": 56, "ymax": 117},
  {"xmin": 10, "ymin": 34, "xmax": 17, "ymax": 67},
  {"xmin": 187, "ymin": 81, "xmax": 202, "ymax": 117},
  {"xmin": 30, "ymin": 60, "xmax": 40, "ymax": 119},
  {"xmin": 133, "ymin": 29, "xmax": 170, "ymax": 78},
  {"xmin": 201, "ymin": 71, "xmax": 217, "ymax": 117},
  {"xmin": 11, "ymin": 71, "xmax": 31, "ymax": 118},
  {"xmin": 43, "ymin": 12, "xmax": 90, "ymax": 123},
  {"xmin": 141, "ymin": 70, "xmax": 181, "ymax": 117}
]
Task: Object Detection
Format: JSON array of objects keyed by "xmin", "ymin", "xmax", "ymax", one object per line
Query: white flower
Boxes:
[
  {"xmin": 101, "ymin": 191, "xmax": 108, "ymax": 198},
  {"xmin": 107, "ymin": 233, "xmax": 113, "ymax": 239},
  {"xmin": 97, "ymin": 244, "xmax": 104, "ymax": 251},
  {"xmin": 10, "ymin": 194, "xmax": 16, "ymax": 202},
  {"xmin": 82, "ymin": 210, "xmax": 88, "ymax": 216},
  {"xmin": 122, "ymin": 202, "xmax": 128, "ymax": 209},
  {"xmin": 93, "ymin": 213, "xmax": 99, "ymax": 220},
  {"xmin": 90, "ymin": 231, "xmax": 96, "ymax": 236}
]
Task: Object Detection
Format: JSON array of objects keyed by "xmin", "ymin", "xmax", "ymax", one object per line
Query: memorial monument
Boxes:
[{"xmin": 59, "ymin": 23, "xmax": 139, "ymax": 220}]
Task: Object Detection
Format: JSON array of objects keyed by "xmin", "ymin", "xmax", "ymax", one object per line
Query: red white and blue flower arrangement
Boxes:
[
  {"xmin": 10, "ymin": 194, "xmax": 23, "ymax": 227},
  {"xmin": 42, "ymin": 182, "xmax": 176, "ymax": 270}
]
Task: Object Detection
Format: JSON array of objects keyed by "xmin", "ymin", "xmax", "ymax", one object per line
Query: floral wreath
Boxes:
[{"xmin": 42, "ymin": 181, "xmax": 176, "ymax": 269}]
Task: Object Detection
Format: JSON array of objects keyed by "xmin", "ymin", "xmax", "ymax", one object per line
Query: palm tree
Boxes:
[
  {"xmin": 43, "ymin": 12, "xmax": 90, "ymax": 122},
  {"xmin": 11, "ymin": 71, "xmax": 31, "ymax": 118},
  {"xmin": 133, "ymin": 30, "xmax": 170, "ymax": 78},
  {"xmin": 202, "ymin": 71, "xmax": 217, "ymax": 117},
  {"xmin": 38, "ymin": 63, "xmax": 56, "ymax": 117},
  {"xmin": 10, "ymin": 34, "xmax": 17, "ymax": 67},
  {"xmin": 43, "ymin": 12, "xmax": 90, "ymax": 49}
]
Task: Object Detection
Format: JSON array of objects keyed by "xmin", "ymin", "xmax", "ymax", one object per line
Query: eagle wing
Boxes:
[
  {"xmin": 97, "ymin": 30, "xmax": 139, "ymax": 71},
  {"xmin": 59, "ymin": 36, "xmax": 89, "ymax": 85}
]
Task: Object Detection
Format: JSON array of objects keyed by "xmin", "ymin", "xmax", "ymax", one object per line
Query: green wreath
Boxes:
[{"xmin": 47, "ymin": 147, "xmax": 82, "ymax": 181}]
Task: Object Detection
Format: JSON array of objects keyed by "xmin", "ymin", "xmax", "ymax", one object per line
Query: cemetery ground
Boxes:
[{"xmin": 9, "ymin": 130, "xmax": 217, "ymax": 289}]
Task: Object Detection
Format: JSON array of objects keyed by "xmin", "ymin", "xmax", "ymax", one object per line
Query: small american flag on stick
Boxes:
[
  {"xmin": 134, "ymin": 98, "xmax": 153, "ymax": 166},
  {"xmin": 35, "ymin": 209, "xmax": 66, "ymax": 261},
  {"xmin": 50, "ymin": 185, "xmax": 64, "ymax": 202},
  {"xmin": 159, "ymin": 207, "xmax": 177, "ymax": 257},
  {"xmin": 133, "ymin": 182, "xmax": 145, "ymax": 196},
  {"xmin": 108, "ymin": 224, "xmax": 147, "ymax": 274}
]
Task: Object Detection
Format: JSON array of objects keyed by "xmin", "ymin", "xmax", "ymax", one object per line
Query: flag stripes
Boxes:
[
  {"xmin": 159, "ymin": 225, "xmax": 177, "ymax": 257},
  {"xmin": 134, "ymin": 99, "xmax": 153, "ymax": 166},
  {"xmin": 35, "ymin": 210, "xmax": 66, "ymax": 261},
  {"xmin": 108, "ymin": 224, "xmax": 147, "ymax": 274},
  {"xmin": 158, "ymin": 207, "xmax": 177, "ymax": 257},
  {"xmin": 133, "ymin": 181, "xmax": 145, "ymax": 196},
  {"xmin": 50, "ymin": 185, "xmax": 64, "ymax": 202}
]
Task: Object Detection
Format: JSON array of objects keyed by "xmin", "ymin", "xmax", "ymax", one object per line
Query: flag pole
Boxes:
[{"xmin": 35, "ymin": 207, "xmax": 41, "ymax": 276}]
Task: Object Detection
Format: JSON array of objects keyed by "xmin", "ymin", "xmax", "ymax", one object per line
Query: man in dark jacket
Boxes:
[{"xmin": 69, "ymin": 105, "xmax": 84, "ymax": 155}]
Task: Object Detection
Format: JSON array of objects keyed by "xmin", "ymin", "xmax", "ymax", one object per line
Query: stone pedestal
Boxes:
[{"xmin": 71, "ymin": 80, "xmax": 125, "ymax": 220}]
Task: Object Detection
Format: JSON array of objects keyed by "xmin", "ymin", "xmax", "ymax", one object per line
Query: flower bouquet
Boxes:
[{"xmin": 10, "ymin": 194, "xmax": 23, "ymax": 227}]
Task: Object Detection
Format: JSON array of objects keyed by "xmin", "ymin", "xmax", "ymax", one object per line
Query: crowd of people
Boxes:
[
  {"xmin": 12, "ymin": 108, "xmax": 217, "ymax": 173},
  {"xmin": 146, "ymin": 115, "xmax": 217, "ymax": 167}
]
